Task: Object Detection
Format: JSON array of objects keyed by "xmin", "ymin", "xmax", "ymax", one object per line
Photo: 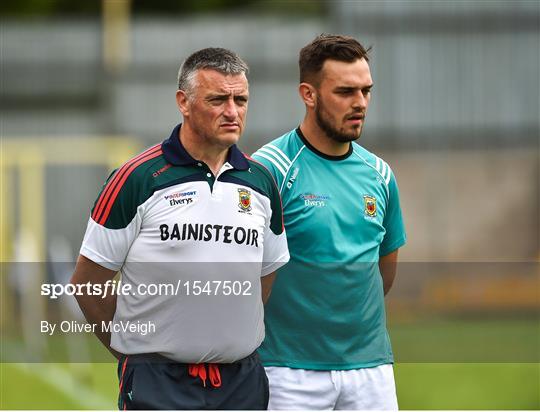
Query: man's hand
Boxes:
[{"xmin": 70, "ymin": 255, "xmax": 122, "ymax": 359}]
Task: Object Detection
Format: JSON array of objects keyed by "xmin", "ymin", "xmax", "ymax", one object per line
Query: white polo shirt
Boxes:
[{"xmin": 80, "ymin": 124, "xmax": 289, "ymax": 363}]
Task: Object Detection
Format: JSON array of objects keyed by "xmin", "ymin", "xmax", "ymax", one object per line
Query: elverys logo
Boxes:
[
  {"xmin": 164, "ymin": 191, "xmax": 197, "ymax": 206},
  {"xmin": 300, "ymin": 193, "xmax": 330, "ymax": 208}
]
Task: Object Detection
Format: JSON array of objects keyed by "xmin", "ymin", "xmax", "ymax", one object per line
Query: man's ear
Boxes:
[
  {"xmin": 176, "ymin": 90, "xmax": 190, "ymax": 117},
  {"xmin": 299, "ymin": 83, "xmax": 317, "ymax": 108}
]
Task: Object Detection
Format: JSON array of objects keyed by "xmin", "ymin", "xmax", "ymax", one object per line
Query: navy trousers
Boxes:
[{"xmin": 117, "ymin": 352, "xmax": 269, "ymax": 410}]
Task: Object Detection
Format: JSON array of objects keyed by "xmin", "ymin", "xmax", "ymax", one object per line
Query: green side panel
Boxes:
[
  {"xmin": 228, "ymin": 160, "xmax": 284, "ymax": 235},
  {"xmin": 97, "ymin": 156, "xmax": 202, "ymax": 229}
]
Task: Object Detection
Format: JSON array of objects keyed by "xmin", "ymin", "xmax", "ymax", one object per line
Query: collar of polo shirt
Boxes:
[{"xmin": 162, "ymin": 123, "xmax": 249, "ymax": 171}]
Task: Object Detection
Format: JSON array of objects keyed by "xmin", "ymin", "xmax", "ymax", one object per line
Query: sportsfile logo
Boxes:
[{"xmin": 164, "ymin": 191, "xmax": 197, "ymax": 206}]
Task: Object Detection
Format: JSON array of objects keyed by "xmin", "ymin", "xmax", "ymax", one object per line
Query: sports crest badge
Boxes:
[
  {"xmin": 238, "ymin": 188, "xmax": 252, "ymax": 212},
  {"xmin": 363, "ymin": 195, "xmax": 377, "ymax": 217}
]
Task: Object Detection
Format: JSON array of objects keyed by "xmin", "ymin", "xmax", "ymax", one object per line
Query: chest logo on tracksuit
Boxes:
[
  {"xmin": 286, "ymin": 167, "xmax": 300, "ymax": 189},
  {"xmin": 301, "ymin": 193, "xmax": 330, "ymax": 208},
  {"xmin": 363, "ymin": 195, "xmax": 377, "ymax": 217},
  {"xmin": 164, "ymin": 191, "xmax": 197, "ymax": 207},
  {"xmin": 238, "ymin": 188, "xmax": 252, "ymax": 213}
]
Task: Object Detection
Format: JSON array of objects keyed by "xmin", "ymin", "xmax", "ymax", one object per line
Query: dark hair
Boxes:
[
  {"xmin": 299, "ymin": 34, "xmax": 371, "ymax": 84},
  {"xmin": 177, "ymin": 47, "xmax": 249, "ymax": 93}
]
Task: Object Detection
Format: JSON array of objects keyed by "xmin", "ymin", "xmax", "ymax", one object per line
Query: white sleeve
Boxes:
[
  {"xmin": 261, "ymin": 218, "xmax": 289, "ymax": 277},
  {"xmin": 261, "ymin": 230, "xmax": 289, "ymax": 276},
  {"xmin": 79, "ymin": 215, "xmax": 141, "ymax": 271}
]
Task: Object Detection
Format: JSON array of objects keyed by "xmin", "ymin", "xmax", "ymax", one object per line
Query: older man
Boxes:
[{"xmin": 71, "ymin": 48, "xmax": 289, "ymax": 410}]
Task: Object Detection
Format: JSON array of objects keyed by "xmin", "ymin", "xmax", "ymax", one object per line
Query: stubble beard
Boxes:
[
  {"xmin": 315, "ymin": 100, "xmax": 363, "ymax": 143},
  {"xmin": 190, "ymin": 115, "xmax": 241, "ymax": 150}
]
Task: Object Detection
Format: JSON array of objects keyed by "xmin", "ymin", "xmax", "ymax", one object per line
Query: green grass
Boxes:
[
  {"xmin": 1, "ymin": 364, "xmax": 88, "ymax": 409},
  {"xmin": 389, "ymin": 318, "xmax": 539, "ymax": 363},
  {"xmin": 1, "ymin": 318, "xmax": 539, "ymax": 409},
  {"xmin": 2, "ymin": 362, "xmax": 538, "ymax": 409},
  {"xmin": 395, "ymin": 363, "xmax": 540, "ymax": 410}
]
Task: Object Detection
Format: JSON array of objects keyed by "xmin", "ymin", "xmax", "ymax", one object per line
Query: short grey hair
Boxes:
[{"xmin": 177, "ymin": 47, "xmax": 249, "ymax": 94}]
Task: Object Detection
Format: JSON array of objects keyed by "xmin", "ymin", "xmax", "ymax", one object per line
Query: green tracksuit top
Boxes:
[{"xmin": 252, "ymin": 128, "xmax": 406, "ymax": 369}]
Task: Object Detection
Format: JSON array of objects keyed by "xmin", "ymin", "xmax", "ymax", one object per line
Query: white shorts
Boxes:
[{"xmin": 264, "ymin": 364, "xmax": 398, "ymax": 410}]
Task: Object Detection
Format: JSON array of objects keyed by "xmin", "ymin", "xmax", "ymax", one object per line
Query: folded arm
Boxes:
[{"xmin": 70, "ymin": 254, "xmax": 122, "ymax": 359}]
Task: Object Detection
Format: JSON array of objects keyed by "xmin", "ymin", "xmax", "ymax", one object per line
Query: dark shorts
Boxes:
[{"xmin": 117, "ymin": 352, "xmax": 269, "ymax": 410}]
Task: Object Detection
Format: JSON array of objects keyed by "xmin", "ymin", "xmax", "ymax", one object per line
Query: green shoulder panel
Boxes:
[
  {"xmin": 91, "ymin": 152, "xmax": 200, "ymax": 229},
  {"xmin": 226, "ymin": 158, "xmax": 284, "ymax": 235}
]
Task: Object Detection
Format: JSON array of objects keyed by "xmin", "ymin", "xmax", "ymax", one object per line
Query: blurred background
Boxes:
[{"xmin": 1, "ymin": 0, "xmax": 538, "ymax": 409}]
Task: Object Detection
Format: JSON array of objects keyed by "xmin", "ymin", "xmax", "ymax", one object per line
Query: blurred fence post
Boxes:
[{"xmin": 102, "ymin": 0, "xmax": 131, "ymax": 73}]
